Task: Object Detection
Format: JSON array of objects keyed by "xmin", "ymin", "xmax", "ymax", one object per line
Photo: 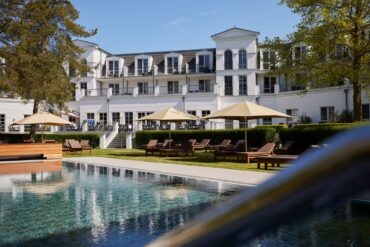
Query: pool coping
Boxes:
[{"xmin": 63, "ymin": 157, "xmax": 275, "ymax": 187}]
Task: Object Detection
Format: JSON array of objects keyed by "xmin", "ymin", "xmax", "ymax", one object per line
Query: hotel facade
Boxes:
[{"xmin": 1, "ymin": 27, "xmax": 369, "ymax": 134}]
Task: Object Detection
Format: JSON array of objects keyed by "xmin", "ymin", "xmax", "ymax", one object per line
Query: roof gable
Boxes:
[{"xmin": 211, "ymin": 27, "xmax": 259, "ymax": 40}]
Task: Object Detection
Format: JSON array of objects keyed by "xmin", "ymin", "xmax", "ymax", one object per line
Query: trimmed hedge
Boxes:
[
  {"xmin": 279, "ymin": 126, "xmax": 353, "ymax": 153},
  {"xmin": 293, "ymin": 122, "xmax": 369, "ymax": 129},
  {"xmin": 256, "ymin": 124, "xmax": 288, "ymax": 132},
  {"xmin": 135, "ymin": 128, "xmax": 277, "ymax": 148},
  {"xmin": 0, "ymin": 133, "xmax": 101, "ymax": 147}
]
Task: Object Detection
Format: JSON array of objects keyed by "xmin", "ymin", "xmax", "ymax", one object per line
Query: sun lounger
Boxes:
[
  {"xmin": 140, "ymin": 139, "xmax": 158, "ymax": 149},
  {"xmin": 145, "ymin": 139, "xmax": 172, "ymax": 155},
  {"xmin": 274, "ymin": 140, "xmax": 294, "ymax": 154},
  {"xmin": 214, "ymin": 140, "xmax": 245, "ymax": 160},
  {"xmin": 193, "ymin": 139, "xmax": 211, "ymax": 151},
  {"xmin": 80, "ymin": 140, "xmax": 93, "ymax": 155},
  {"xmin": 207, "ymin": 139, "xmax": 232, "ymax": 152},
  {"xmin": 254, "ymin": 145, "xmax": 321, "ymax": 169},
  {"xmin": 235, "ymin": 142, "xmax": 276, "ymax": 163},
  {"xmin": 68, "ymin": 140, "xmax": 83, "ymax": 154},
  {"xmin": 160, "ymin": 140, "xmax": 196, "ymax": 157}
]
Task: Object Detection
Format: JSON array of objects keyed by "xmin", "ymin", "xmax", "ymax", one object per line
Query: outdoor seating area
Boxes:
[{"xmin": 63, "ymin": 139, "xmax": 93, "ymax": 155}]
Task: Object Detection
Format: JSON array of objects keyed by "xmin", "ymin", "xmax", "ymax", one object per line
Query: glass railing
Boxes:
[
  {"xmin": 138, "ymin": 86, "xmax": 155, "ymax": 95},
  {"xmin": 159, "ymin": 86, "xmax": 181, "ymax": 95},
  {"xmin": 86, "ymin": 89, "xmax": 108, "ymax": 97},
  {"xmin": 188, "ymin": 84, "xmax": 214, "ymax": 93}
]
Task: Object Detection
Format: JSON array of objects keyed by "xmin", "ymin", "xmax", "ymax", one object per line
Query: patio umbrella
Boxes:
[
  {"xmin": 14, "ymin": 111, "xmax": 74, "ymax": 142},
  {"xmin": 138, "ymin": 108, "xmax": 198, "ymax": 148},
  {"xmin": 203, "ymin": 101, "xmax": 292, "ymax": 152}
]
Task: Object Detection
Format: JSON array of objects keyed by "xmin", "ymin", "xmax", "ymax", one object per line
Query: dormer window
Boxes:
[
  {"xmin": 198, "ymin": 55, "xmax": 210, "ymax": 72},
  {"xmin": 167, "ymin": 57, "xmax": 178, "ymax": 74},
  {"xmin": 108, "ymin": 60, "xmax": 119, "ymax": 77},
  {"xmin": 138, "ymin": 58, "xmax": 148, "ymax": 74},
  {"xmin": 224, "ymin": 50, "xmax": 233, "ymax": 70}
]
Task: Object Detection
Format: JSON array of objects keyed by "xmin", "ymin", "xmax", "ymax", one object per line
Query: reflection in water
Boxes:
[
  {"xmin": 0, "ymin": 161, "xmax": 240, "ymax": 246},
  {"xmin": 0, "ymin": 161, "xmax": 368, "ymax": 247}
]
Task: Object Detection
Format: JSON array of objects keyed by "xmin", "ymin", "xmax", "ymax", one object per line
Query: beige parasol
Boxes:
[
  {"xmin": 138, "ymin": 108, "xmax": 198, "ymax": 148},
  {"xmin": 14, "ymin": 111, "xmax": 74, "ymax": 142},
  {"xmin": 203, "ymin": 101, "xmax": 292, "ymax": 152}
]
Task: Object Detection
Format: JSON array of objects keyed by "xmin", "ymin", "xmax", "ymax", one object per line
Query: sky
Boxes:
[{"xmin": 71, "ymin": 0, "xmax": 301, "ymax": 54}]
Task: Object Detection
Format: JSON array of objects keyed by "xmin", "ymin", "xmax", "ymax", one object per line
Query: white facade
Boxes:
[{"xmin": 0, "ymin": 27, "xmax": 369, "ymax": 134}]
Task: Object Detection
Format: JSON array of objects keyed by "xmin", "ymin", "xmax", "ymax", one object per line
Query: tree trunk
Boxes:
[
  {"xmin": 29, "ymin": 98, "xmax": 40, "ymax": 142},
  {"xmin": 352, "ymin": 81, "xmax": 362, "ymax": 121}
]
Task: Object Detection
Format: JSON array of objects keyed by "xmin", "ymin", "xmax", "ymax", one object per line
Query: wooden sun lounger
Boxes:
[
  {"xmin": 145, "ymin": 139, "xmax": 173, "ymax": 155},
  {"xmin": 255, "ymin": 155, "xmax": 299, "ymax": 170},
  {"xmin": 235, "ymin": 143, "xmax": 276, "ymax": 163},
  {"xmin": 214, "ymin": 140, "xmax": 245, "ymax": 160}
]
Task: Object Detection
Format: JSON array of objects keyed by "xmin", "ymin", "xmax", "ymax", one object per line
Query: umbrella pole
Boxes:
[{"xmin": 245, "ymin": 117, "xmax": 248, "ymax": 153}]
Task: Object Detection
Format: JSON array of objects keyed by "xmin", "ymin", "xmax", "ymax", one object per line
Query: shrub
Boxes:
[
  {"xmin": 0, "ymin": 133, "xmax": 101, "ymax": 147},
  {"xmin": 338, "ymin": 110, "xmax": 354, "ymax": 123},
  {"xmin": 255, "ymin": 124, "xmax": 288, "ymax": 133},
  {"xmin": 298, "ymin": 114, "xmax": 312, "ymax": 124},
  {"xmin": 135, "ymin": 128, "xmax": 277, "ymax": 148}
]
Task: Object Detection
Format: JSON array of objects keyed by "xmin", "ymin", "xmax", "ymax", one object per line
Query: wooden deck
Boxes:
[{"xmin": 0, "ymin": 143, "xmax": 62, "ymax": 160}]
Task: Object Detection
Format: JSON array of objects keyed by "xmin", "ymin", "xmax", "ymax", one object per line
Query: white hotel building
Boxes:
[{"xmin": 1, "ymin": 27, "xmax": 369, "ymax": 136}]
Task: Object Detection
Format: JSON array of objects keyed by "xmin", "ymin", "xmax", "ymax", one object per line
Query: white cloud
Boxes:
[
  {"xmin": 200, "ymin": 9, "xmax": 222, "ymax": 16},
  {"xmin": 167, "ymin": 17, "xmax": 187, "ymax": 27}
]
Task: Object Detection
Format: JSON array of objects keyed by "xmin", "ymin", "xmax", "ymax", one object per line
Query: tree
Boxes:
[
  {"xmin": 0, "ymin": 0, "xmax": 96, "ymax": 140},
  {"xmin": 263, "ymin": 0, "xmax": 369, "ymax": 121}
]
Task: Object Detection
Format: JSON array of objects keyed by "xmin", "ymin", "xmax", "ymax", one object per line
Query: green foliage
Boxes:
[
  {"xmin": 255, "ymin": 124, "xmax": 288, "ymax": 132},
  {"xmin": 135, "ymin": 128, "xmax": 277, "ymax": 148},
  {"xmin": 338, "ymin": 110, "xmax": 354, "ymax": 123},
  {"xmin": 298, "ymin": 114, "xmax": 312, "ymax": 124},
  {"xmin": 263, "ymin": 0, "xmax": 370, "ymax": 120},
  {"xmin": 0, "ymin": 0, "xmax": 96, "ymax": 107},
  {"xmin": 280, "ymin": 122, "xmax": 369, "ymax": 153},
  {"xmin": 0, "ymin": 133, "xmax": 100, "ymax": 147}
]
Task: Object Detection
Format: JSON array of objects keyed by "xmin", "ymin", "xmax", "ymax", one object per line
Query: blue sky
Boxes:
[{"xmin": 71, "ymin": 0, "xmax": 300, "ymax": 54}]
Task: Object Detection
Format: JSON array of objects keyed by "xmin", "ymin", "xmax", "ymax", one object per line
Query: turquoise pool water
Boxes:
[{"xmin": 0, "ymin": 161, "xmax": 369, "ymax": 246}]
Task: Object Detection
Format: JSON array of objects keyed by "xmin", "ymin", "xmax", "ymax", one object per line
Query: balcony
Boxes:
[
  {"xmin": 159, "ymin": 86, "xmax": 182, "ymax": 95},
  {"xmin": 138, "ymin": 86, "xmax": 155, "ymax": 95},
  {"xmin": 188, "ymin": 84, "xmax": 214, "ymax": 94},
  {"xmin": 86, "ymin": 89, "xmax": 108, "ymax": 97}
]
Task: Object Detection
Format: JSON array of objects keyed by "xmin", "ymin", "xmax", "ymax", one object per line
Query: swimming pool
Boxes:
[{"xmin": 0, "ymin": 161, "xmax": 368, "ymax": 246}]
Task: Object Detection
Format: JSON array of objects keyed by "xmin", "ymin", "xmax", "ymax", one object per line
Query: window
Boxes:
[
  {"xmin": 286, "ymin": 108, "xmax": 299, "ymax": 123},
  {"xmin": 239, "ymin": 50, "xmax": 247, "ymax": 69},
  {"xmin": 69, "ymin": 116, "xmax": 76, "ymax": 123},
  {"xmin": 167, "ymin": 57, "xmax": 179, "ymax": 74},
  {"xmin": 262, "ymin": 118, "xmax": 272, "ymax": 125},
  {"xmin": 202, "ymin": 110, "xmax": 210, "ymax": 117},
  {"xmin": 225, "ymin": 119, "xmax": 233, "ymax": 129},
  {"xmin": 87, "ymin": 113, "xmax": 95, "ymax": 127},
  {"xmin": 187, "ymin": 110, "xmax": 196, "ymax": 116},
  {"xmin": 124, "ymin": 112, "xmax": 133, "ymax": 125},
  {"xmin": 199, "ymin": 80, "xmax": 211, "ymax": 93},
  {"xmin": 0, "ymin": 114, "xmax": 5, "ymax": 132},
  {"xmin": 99, "ymin": 113, "xmax": 107, "ymax": 125},
  {"xmin": 224, "ymin": 50, "xmax": 233, "ymax": 70},
  {"xmin": 81, "ymin": 59, "xmax": 87, "ymax": 77},
  {"xmin": 362, "ymin": 104, "xmax": 369, "ymax": 120},
  {"xmin": 69, "ymin": 65, "xmax": 76, "ymax": 77},
  {"xmin": 24, "ymin": 114, "xmax": 31, "ymax": 132},
  {"xmin": 80, "ymin": 82, "xmax": 87, "ymax": 96},
  {"xmin": 138, "ymin": 112, "xmax": 154, "ymax": 126},
  {"xmin": 167, "ymin": 81, "xmax": 179, "ymax": 94},
  {"xmin": 198, "ymin": 55, "xmax": 210, "ymax": 72},
  {"xmin": 109, "ymin": 83, "xmax": 120, "ymax": 95},
  {"xmin": 262, "ymin": 51, "xmax": 275, "ymax": 70},
  {"xmin": 138, "ymin": 82, "xmax": 149, "ymax": 95},
  {"xmin": 112, "ymin": 112, "xmax": 120, "ymax": 124},
  {"xmin": 224, "ymin": 76, "xmax": 233, "ymax": 96},
  {"xmin": 264, "ymin": 77, "xmax": 276, "ymax": 93},
  {"xmin": 320, "ymin": 106, "xmax": 335, "ymax": 122},
  {"xmin": 137, "ymin": 59, "xmax": 148, "ymax": 74},
  {"xmin": 108, "ymin": 60, "xmax": 119, "ymax": 77},
  {"xmin": 239, "ymin": 75, "xmax": 247, "ymax": 95},
  {"xmin": 295, "ymin": 46, "xmax": 307, "ymax": 64}
]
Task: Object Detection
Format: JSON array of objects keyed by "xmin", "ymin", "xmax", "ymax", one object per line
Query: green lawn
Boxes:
[{"xmin": 65, "ymin": 149, "xmax": 288, "ymax": 172}]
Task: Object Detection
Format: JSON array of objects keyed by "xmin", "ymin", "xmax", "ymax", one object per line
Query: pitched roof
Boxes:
[{"xmin": 211, "ymin": 27, "xmax": 260, "ymax": 38}]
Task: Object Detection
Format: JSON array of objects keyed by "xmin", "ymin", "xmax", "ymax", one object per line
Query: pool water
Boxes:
[{"xmin": 0, "ymin": 161, "xmax": 369, "ymax": 247}]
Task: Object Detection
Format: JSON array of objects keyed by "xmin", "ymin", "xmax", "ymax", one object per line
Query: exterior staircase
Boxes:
[{"xmin": 107, "ymin": 133, "xmax": 126, "ymax": 148}]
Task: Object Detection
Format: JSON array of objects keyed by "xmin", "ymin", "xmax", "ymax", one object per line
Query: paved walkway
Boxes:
[{"xmin": 63, "ymin": 157, "xmax": 275, "ymax": 187}]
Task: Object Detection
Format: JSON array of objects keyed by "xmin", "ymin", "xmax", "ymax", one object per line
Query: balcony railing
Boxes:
[
  {"xmin": 87, "ymin": 89, "xmax": 108, "ymax": 97},
  {"xmin": 188, "ymin": 84, "xmax": 214, "ymax": 93},
  {"xmin": 138, "ymin": 86, "xmax": 155, "ymax": 95},
  {"xmin": 159, "ymin": 86, "xmax": 181, "ymax": 95}
]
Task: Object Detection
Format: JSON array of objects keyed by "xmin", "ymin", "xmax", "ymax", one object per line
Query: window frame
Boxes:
[
  {"xmin": 224, "ymin": 50, "xmax": 233, "ymax": 70},
  {"xmin": 224, "ymin": 76, "xmax": 233, "ymax": 96},
  {"xmin": 239, "ymin": 50, "xmax": 247, "ymax": 69},
  {"xmin": 239, "ymin": 75, "xmax": 247, "ymax": 95}
]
